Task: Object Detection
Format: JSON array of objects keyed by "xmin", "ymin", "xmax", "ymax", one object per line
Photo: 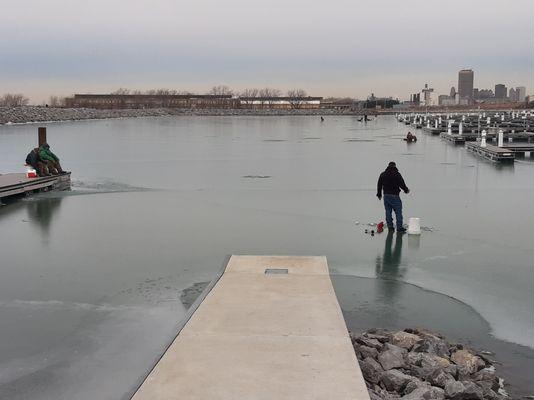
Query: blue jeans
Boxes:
[{"xmin": 383, "ymin": 194, "xmax": 403, "ymax": 229}]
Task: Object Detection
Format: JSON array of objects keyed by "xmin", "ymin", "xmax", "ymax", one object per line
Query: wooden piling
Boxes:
[{"xmin": 38, "ymin": 127, "xmax": 47, "ymax": 147}]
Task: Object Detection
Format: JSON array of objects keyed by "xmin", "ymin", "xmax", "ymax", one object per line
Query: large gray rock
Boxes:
[
  {"xmin": 385, "ymin": 343, "xmax": 408, "ymax": 356},
  {"xmin": 366, "ymin": 332, "xmax": 391, "ymax": 343},
  {"xmin": 413, "ymin": 336, "xmax": 450, "ymax": 358},
  {"xmin": 378, "ymin": 350, "xmax": 406, "ymax": 370},
  {"xmin": 451, "ymin": 350, "xmax": 485, "ymax": 375},
  {"xmin": 461, "ymin": 381, "xmax": 484, "ymax": 400},
  {"xmin": 359, "ymin": 345, "xmax": 380, "ymax": 360},
  {"xmin": 472, "ymin": 368, "xmax": 500, "ymax": 390},
  {"xmin": 392, "ymin": 331, "xmax": 421, "ymax": 351},
  {"xmin": 381, "ymin": 369, "xmax": 413, "ymax": 392},
  {"xmin": 357, "ymin": 336, "xmax": 384, "ymax": 350},
  {"xmin": 429, "ymin": 369, "xmax": 455, "ymax": 388},
  {"xmin": 361, "ymin": 357, "xmax": 384, "ymax": 384},
  {"xmin": 428, "ymin": 386, "xmax": 445, "ymax": 399},
  {"xmin": 401, "ymin": 386, "xmax": 432, "ymax": 400},
  {"xmin": 444, "ymin": 380, "xmax": 466, "ymax": 399},
  {"xmin": 403, "ymin": 378, "xmax": 425, "ymax": 395}
]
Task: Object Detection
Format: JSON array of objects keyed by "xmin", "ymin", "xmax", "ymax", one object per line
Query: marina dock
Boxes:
[
  {"xmin": 398, "ymin": 111, "xmax": 534, "ymax": 163},
  {"xmin": 132, "ymin": 255, "xmax": 370, "ymax": 400},
  {"xmin": 465, "ymin": 143, "xmax": 515, "ymax": 163},
  {"xmin": 0, "ymin": 172, "xmax": 71, "ymax": 203}
]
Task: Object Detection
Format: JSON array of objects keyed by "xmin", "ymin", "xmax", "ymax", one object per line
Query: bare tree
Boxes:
[
  {"xmin": 112, "ymin": 88, "xmax": 131, "ymax": 95},
  {"xmin": 240, "ymin": 88, "xmax": 260, "ymax": 108},
  {"xmin": 48, "ymin": 95, "xmax": 66, "ymax": 107},
  {"xmin": 0, "ymin": 93, "xmax": 30, "ymax": 107},
  {"xmin": 258, "ymin": 88, "xmax": 282, "ymax": 108},
  {"xmin": 208, "ymin": 85, "xmax": 233, "ymax": 96},
  {"xmin": 287, "ymin": 89, "xmax": 308, "ymax": 109}
]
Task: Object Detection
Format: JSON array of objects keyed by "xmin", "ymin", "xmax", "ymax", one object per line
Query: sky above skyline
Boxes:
[{"xmin": 1, "ymin": 0, "xmax": 533, "ymax": 103}]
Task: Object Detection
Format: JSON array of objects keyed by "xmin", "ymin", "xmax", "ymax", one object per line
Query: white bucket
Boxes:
[{"xmin": 407, "ymin": 217, "xmax": 421, "ymax": 235}]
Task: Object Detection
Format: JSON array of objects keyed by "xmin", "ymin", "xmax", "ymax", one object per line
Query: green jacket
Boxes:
[{"xmin": 39, "ymin": 147, "xmax": 59, "ymax": 162}]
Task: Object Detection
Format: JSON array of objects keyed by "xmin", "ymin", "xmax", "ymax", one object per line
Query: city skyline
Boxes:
[{"xmin": 1, "ymin": 0, "xmax": 533, "ymax": 103}]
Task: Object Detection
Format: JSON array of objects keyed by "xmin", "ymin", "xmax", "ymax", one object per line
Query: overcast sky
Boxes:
[{"xmin": 1, "ymin": 0, "xmax": 533, "ymax": 102}]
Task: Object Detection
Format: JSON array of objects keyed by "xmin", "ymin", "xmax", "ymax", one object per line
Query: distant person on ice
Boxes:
[
  {"xmin": 376, "ymin": 162, "xmax": 410, "ymax": 233},
  {"xmin": 39, "ymin": 143, "xmax": 65, "ymax": 174}
]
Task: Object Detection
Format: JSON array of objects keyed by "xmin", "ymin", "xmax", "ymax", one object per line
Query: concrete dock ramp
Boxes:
[{"xmin": 132, "ymin": 255, "xmax": 370, "ymax": 400}]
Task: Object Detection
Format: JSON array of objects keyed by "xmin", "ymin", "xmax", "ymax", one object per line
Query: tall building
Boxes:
[
  {"xmin": 509, "ymin": 88, "xmax": 518, "ymax": 102},
  {"xmin": 450, "ymin": 87, "xmax": 457, "ymax": 97},
  {"xmin": 495, "ymin": 84, "xmax": 507, "ymax": 99},
  {"xmin": 517, "ymin": 86, "xmax": 527, "ymax": 102},
  {"xmin": 458, "ymin": 69, "xmax": 474, "ymax": 100},
  {"xmin": 422, "ymin": 84, "xmax": 434, "ymax": 106}
]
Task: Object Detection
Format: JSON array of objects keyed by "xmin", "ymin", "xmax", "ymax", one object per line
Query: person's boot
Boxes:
[{"xmin": 397, "ymin": 227, "xmax": 407, "ymax": 233}]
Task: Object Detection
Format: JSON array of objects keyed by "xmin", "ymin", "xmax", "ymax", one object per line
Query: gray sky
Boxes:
[{"xmin": 1, "ymin": 0, "xmax": 533, "ymax": 103}]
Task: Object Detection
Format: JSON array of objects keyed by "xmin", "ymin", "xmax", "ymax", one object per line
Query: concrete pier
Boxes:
[{"xmin": 132, "ymin": 255, "xmax": 370, "ymax": 400}]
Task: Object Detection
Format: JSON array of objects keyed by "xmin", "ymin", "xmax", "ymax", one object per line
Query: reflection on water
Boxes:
[
  {"xmin": 25, "ymin": 197, "xmax": 63, "ymax": 235},
  {"xmin": 375, "ymin": 231, "xmax": 404, "ymax": 280}
]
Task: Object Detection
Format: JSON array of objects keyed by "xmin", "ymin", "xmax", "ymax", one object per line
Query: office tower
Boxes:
[
  {"xmin": 495, "ymin": 84, "xmax": 507, "ymax": 99},
  {"xmin": 517, "ymin": 87, "xmax": 527, "ymax": 102},
  {"xmin": 458, "ymin": 69, "xmax": 474, "ymax": 100},
  {"xmin": 509, "ymin": 88, "xmax": 517, "ymax": 102}
]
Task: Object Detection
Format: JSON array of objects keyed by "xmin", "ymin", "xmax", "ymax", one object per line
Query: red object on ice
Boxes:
[{"xmin": 377, "ymin": 221, "xmax": 384, "ymax": 233}]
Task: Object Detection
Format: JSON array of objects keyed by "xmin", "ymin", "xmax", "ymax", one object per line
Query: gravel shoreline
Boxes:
[
  {"xmin": 352, "ymin": 328, "xmax": 512, "ymax": 400},
  {"xmin": 0, "ymin": 106, "xmax": 370, "ymax": 125}
]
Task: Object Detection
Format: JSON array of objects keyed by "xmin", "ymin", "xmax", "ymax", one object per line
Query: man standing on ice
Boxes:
[{"xmin": 376, "ymin": 161, "xmax": 410, "ymax": 233}]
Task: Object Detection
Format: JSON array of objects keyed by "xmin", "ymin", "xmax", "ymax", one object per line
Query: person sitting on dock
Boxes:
[
  {"xmin": 376, "ymin": 162, "xmax": 410, "ymax": 233},
  {"xmin": 25, "ymin": 148, "xmax": 49, "ymax": 177},
  {"xmin": 39, "ymin": 143, "xmax": 65, "ymax": 174}
]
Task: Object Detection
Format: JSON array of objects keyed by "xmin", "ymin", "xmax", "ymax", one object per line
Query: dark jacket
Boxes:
[
  {"xmin": 25, "ymin": 150, "xmax": 40, "ymax": 168},
  {"xmin": 377, "ymin": 166, "xmax": 409, "ymax": 196}
]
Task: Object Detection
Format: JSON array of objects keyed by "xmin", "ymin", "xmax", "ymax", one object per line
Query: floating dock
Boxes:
[
  {"xmin": 132, "ymin": 255, "xmax": 370, "ymax": 400},
  {"xmin": 0, "ymin": 172, "xmax": 71, "ymax": 202},
  {"xmin": 465, "ymin": 143, "xmax": 514, "ymax": 163},
  {"xmin": 440, "ymin": 133, "xmax": 466, "ymax": 144}
]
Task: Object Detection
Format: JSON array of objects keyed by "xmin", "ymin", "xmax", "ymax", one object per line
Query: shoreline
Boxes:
[
  {"xmin": 2, "ymin": 106, "xmax": 531, "ymax": 126},
  {"xmin": 0, "ymin": 106, "xmax": 367, "ymax": 125}
]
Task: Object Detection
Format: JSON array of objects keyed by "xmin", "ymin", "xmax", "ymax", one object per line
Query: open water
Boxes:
[{"xmin": 1, "ymin": 116, "xmax": 533, "ymax": 398}]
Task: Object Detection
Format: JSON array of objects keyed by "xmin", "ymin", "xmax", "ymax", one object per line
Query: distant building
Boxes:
[
  {"xmin": 458, "ymin": 69, "xmax": 474, "ymax": 101},
  {"xmin": 438, "ymin": 95, "xmax": 456, "ymax": 106},
  {"xmin": 239, "ymin": 96, "xmax": 322, "ymax": 109},
  {"xmin": 422, "ymin": 84, "xmax": 434, "ymax": 106},
  {"xmin": 509, "ymin": 88, "xmax": 518, "ymax": 102},
  {"xmin": 65, "ymin": 94, "xmax": 323, "ymax": 110},
  {"xmin": 474, "ymin": 89, "xmax": 494, "ymax": 100},
  {"xmin": 65, "ymin": 94, "xmax": 237, "ymax": 109},
  {"xmin": 495, "ymin": 84, "xmax": 507, "ymax": 99},
  {"xmin": 516, "ymin": 86, "xmax": 527, "ymax": 102}
]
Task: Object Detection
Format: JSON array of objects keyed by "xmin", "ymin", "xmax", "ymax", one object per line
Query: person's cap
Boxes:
[{"xmin": 388, "ymin": 161, "xmax": 396, "ymax": 167}]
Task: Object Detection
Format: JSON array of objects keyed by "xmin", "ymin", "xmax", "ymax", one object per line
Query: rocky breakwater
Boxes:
[
  {"xmin": 351, "ymin": 328, "xmax": 508, "ymax": 400},
  {"xmin": 0, "ymin": 106, "xmax": 174, "ymax": 124}
]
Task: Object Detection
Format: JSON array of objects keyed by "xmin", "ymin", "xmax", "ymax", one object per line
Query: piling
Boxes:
[{"xmin": 38, "ymin": 127, "xmax": 47, "ymax": 146}]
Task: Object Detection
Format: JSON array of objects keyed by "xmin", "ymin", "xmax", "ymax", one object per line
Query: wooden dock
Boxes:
[
  {"xmin": 465, "ymin": 143, "xmax": 514, "ymax": 163},
  {"xmin": 440, "ymin": 133, "xmax": 466, "ymax": 144},
  {"xmin": 0, "ymin": 173, "xmax": 71, "ymax": 202},
  {"xmin": 132, "ymin": 255, "xmax": 370, "ymax": 400}
]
